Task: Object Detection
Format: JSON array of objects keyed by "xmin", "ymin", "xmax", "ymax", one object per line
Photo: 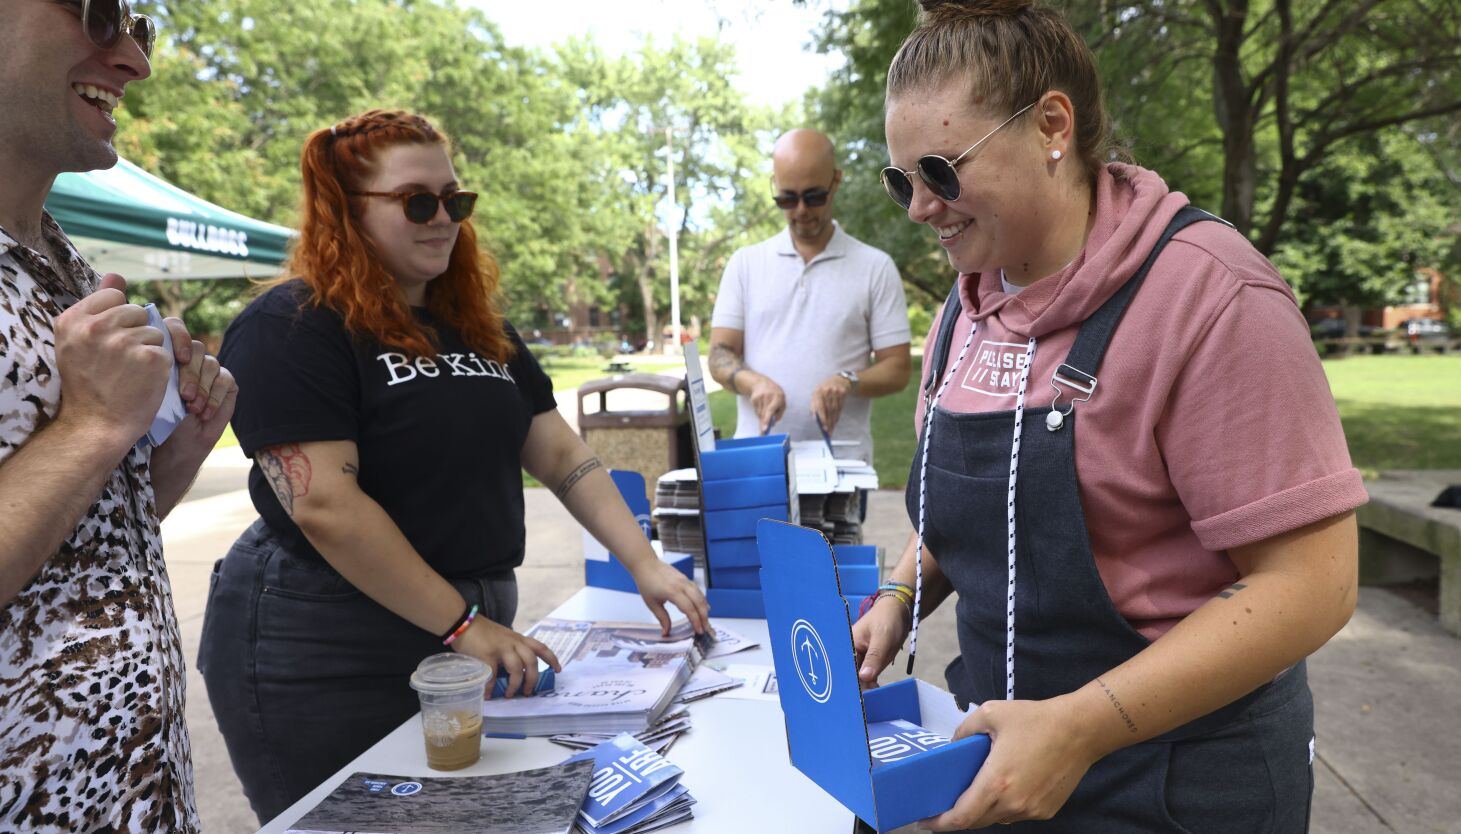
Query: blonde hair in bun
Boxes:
[{"xmin": 890, "ymin": 0, "xmax": 1113, "ymax": 174}]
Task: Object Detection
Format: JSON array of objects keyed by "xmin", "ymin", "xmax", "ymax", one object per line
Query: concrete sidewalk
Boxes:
[{"xmin": 165, "ymin": 453, "xmax": 1459, "ymax": 833}]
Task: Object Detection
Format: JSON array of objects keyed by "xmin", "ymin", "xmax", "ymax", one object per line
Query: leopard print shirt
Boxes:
[{"xmin": 0, "ymin": 216, "xmax": 200, "ymax": 832}]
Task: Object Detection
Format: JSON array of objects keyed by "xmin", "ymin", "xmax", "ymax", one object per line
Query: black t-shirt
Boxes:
[{"xmin": 219, "ymin": 280, "xmax": 556, "ymax": 576}]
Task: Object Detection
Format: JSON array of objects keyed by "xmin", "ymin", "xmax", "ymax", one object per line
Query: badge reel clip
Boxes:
[{"xmin": 1046, "ymin": 364, "xmax": 1096, "ymax": 432}]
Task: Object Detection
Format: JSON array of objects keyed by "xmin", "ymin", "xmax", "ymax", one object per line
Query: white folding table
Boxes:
[{"xmin": 255, "ymin": 586, "xmax": 861, "ymax": 833}]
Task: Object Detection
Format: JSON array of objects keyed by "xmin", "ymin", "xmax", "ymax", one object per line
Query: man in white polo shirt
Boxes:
[{"xmin": 709, "ymin": 129, "xmax": 911, "ymax": 463}]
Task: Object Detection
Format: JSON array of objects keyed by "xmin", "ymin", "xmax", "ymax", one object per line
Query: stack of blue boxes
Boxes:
[
  {"xmin": 698, "ymin": 435, "xmax": 794, "ymax": 618},
  {"xmin": 829, "ymin": 544, "xmax": 879, "ymax": 615}
]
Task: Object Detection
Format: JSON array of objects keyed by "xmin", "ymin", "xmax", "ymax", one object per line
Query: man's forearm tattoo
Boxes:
[
  {"xmin": 257, "ymin": 443, "xmax": 312, "ymax": 516},
  {"xmin": 1096, "ymin": 677, "xmax": 1139, "ymax": 735},
  {"xmin": 555, "ymin": 457, "xmax": 603, "ymax": 500},
  {"xmin": 1217, "ymin": 582, "xmax": 1247, "ymax": 600},
  {"xmin": 708, "ymin": 343, "xmax": 747, "ymax": 394}
]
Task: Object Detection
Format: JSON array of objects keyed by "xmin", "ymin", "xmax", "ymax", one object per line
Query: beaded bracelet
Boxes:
[
  {"xmin": 856, "ymin": 588, "xmax": 913, "ymax": 622},
  {"xmin": 441, "ymin": 604, "xmax": 479, "ymax": 646}
]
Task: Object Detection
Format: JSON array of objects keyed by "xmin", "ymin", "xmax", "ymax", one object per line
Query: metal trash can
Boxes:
[{"xmin": 577, "ymin": 373, "xmax": 692, "ymax": 503}]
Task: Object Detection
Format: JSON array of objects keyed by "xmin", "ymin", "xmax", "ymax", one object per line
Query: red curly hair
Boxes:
[{"xmin": 275, "ymin": 109, "xmax": 513, "ymax": 362}]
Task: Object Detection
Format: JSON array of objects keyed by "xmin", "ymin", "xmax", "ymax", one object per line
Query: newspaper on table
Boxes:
[
  {"xmin": 480, "ymin": 618, "xmax": 710, "ymax": 737},
  {"xmin": 705, "ymin": 663, "xmax": 779, "ymax": 702},
  {"xmin": 283, "ymin": 762, "xmax": 592, "ymax": 834},
  {"xmin": 550, "ymin": 710, "xmax": 692, "ymax": 756},
  {"xmin": 672, "ymin": 665, "xmax": 741, "ymax": 705},
  {"xmin": 565, "ymin": 733, "xmax": 696, "ymax": 834}
]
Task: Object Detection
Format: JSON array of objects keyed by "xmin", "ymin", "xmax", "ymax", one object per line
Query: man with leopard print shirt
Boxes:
[{"xmin": 1, "ymin": 2, "xmax": 237, "ymax": 830}]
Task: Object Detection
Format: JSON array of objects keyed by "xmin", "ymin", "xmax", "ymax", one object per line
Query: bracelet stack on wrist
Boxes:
[
  {"xmin": 440, "ymin": 604, "xmax": 479, "ymax": 646},
  {"xmin": 856, "ymin": 582, "xmax": 914, "ymax": 622}
]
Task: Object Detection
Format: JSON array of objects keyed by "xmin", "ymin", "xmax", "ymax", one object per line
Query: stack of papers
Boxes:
[
  {"xmin": 284, "ymin": 763, "xmax": 593, "ymax": 834},
  {"xmin": 653, "ymin": 469, "xmax": 700, "ymax": 510},
  {"xmin": 551, "ymin": 709, "xmax": 692, "ymax": 756},
  {"xmin": 566, "ymin": 734, "xmax": 696, "ymax": 834},
  {"xmin": 480, "ymin": 619, "xmax": 710, "ymax": 737},
  {"xmin": 791, "ymin": 441, "xmax": 876, "ymax": 545}
]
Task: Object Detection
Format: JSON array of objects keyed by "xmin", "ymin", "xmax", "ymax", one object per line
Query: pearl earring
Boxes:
[{"xmin": 1051, "ymin": 149, "xmax": 1062, "ymax": 160}]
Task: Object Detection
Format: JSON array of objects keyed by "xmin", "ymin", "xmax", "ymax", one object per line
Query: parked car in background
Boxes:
[
  {"xmin": 1309, "ymin": 318, "xmax": 1380, "ymax": 339},
  {"xmin": 1399, "ymin": 318, "xmax": 1452, "ymax": 349}
]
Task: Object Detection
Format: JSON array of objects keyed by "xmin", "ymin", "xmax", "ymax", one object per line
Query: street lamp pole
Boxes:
[{"xmin": 664, "ymin": 126, "xmax": 682, "ymax": 353}]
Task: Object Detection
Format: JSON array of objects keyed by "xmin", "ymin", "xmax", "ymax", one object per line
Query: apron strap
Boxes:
[
  {"xmin": 1061, "ymin": 205, "xmax": 1230, "ymax": 376},
  {"xmin": 922, "ymin": 278, "xmax": 967, "ymax": 405}
]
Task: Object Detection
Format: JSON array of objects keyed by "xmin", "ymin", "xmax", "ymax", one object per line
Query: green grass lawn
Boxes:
[{"xmin": 1323, "ymin": 354, "xmax": 1461, "ymax": 477}]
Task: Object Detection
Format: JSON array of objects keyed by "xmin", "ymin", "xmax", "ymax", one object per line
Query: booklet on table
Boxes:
[
  {"xmin": 479, "ymin": 618, "xmax": 709, "ymax": 737},
  {"xmin": 283, "ymin": 762, "xmax": 592, "ymax": 834},
  {"xmin": 565, "ymin": 733, "xmax": 696, "ymax": 834}
]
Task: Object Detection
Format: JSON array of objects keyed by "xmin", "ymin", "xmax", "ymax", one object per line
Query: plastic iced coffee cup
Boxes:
[{"xmin": 409, "ymin": 653, "xmax": 489, "ymax": 771}]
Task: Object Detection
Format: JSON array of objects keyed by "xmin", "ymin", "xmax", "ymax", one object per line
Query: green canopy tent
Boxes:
[{"xmin": 45, "ymin": 158, "xmax": 295, "ymax": 280}]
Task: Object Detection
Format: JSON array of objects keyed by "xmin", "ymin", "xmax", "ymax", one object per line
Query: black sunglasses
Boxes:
[
  {"xmin": 881, "ymin": 101, "xmax": 1037, "ymax": 210},
  {"xmin": 59, "ymin": 0, "xmax": 156, "ymax": 57},
  {"xmin": 352, "ymin": 190, "xmax": 478, "ymax": 224},
  {"xmin": 772, "ymin": 180, "xmax": 835, "ymax": 210}
]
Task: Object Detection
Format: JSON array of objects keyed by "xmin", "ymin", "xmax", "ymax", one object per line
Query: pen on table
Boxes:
[{"xmin": 815, "ymin": 413, "xmax": 835, "ymax": 457}]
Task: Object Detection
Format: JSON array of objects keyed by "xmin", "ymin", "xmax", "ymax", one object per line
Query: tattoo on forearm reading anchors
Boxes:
[
  {"xmin": 257, "ymin": 443, "xmax": 312, "ymax": 516},
  {"xmin": 1096, "ymin": 677, "xmax": 1139, "ymax": 734},
  {"xmin": 1217, "ymin": 582, "xmax": 1247, "ymax": 600},
  {"xmin": 555, "ymin": 458, "xmax": 603, "ymax": 500}
]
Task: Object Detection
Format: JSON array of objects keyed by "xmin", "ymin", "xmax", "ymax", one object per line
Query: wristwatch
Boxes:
[{"xmin": 838, "ymin": 369, "xmax": 860, "ymax": 391}]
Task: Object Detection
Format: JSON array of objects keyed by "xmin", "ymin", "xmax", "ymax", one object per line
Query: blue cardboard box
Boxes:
[
  {"xmin": 707, "ymin": 537, "xmax": 758, "ymax": 568},
  {"xmin": 584, "ymin": 471, "xmax": 694, "ymax": 592},
  {"xmin": 835, "ymin": 563, "xmax": 879, "ymax": 596},
  {"xmin": 704, "ymin": 503, "xmax": 790, "ymax": 541},
  {"xmin": 757, "ymin": 520, "xmax": 991, "ymax": 832},
  {"xmin": 708, "ymin": 565, "xmax": 761, "ymax": 590},
  {"xmin": 701, "ymin": 474, "xmax": 789, "ymax": 511},
  {"xmin": 699, "ymin": 435, "xmax": 790, "ymax": 481},
  {"xmin": 833, "ymin": 544, "xmax": 880, "ymax": 567},
  {"xmin": 705, "ymin": 586, "xmax": 765, "ymax": 619}
]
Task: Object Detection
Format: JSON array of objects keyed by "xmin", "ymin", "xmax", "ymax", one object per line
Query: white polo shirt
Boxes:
[{"xmin": 711, "ymin": 222, "xmax": 910, "ymax": 461}]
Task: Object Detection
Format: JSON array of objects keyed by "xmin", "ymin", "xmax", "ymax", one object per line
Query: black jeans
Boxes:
[{"xmin": 197, "ymin": 519, "xmax": 517, "ymax": 825}]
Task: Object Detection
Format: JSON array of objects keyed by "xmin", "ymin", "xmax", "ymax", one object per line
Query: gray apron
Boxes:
[{"xmin": 906, "ymin": 207, "xmax": 1315, "ymax": 832}]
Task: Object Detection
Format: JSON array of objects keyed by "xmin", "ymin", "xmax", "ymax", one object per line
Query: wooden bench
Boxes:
[{"xmin": 1357, "ymin": 470, "xmax": 1461, "ymax": 636}]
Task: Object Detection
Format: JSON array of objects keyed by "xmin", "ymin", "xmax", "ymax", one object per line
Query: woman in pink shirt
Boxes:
[{"xmin": 852, "ymin": 1, "xmax": 1367, "ymax": 830}]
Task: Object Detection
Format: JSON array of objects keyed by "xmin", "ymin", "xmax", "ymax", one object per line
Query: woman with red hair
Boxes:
[{"xmin": 199, "ymin": 109, "xmax": 709, "ymax": 823}]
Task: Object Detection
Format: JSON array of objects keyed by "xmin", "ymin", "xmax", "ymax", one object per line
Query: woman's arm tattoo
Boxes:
[
  {"xmin": 342, "ymin": 462, "xmax": 359, "ymax": 478},
  {"xmin": 257, "ymin": 443, "xmax": 312, "ymax": 516},
  {"xmin": 1217, "ymin": 582, "xmax": 1247, "ymax": 600},
  {"xmin": 1096, "ymin": 677, "xmax": 1139, "ymax": 734},
  {"xmin": 555, "ymin": 458, "xmax": 603, "ymax": 500}
]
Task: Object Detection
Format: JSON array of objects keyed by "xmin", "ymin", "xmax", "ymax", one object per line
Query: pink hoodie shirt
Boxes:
[{"xmin": 916, "ymin": 164, "xmax": 1367, "ymax": 640}]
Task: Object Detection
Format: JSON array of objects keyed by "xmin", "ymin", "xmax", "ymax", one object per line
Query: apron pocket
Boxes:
[{"xmin": 1164, "ymin": 724, "xmax": 1276, "ymax": 832}]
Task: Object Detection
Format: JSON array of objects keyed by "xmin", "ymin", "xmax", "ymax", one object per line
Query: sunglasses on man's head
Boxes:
[
  {"xmin": 880, "ymin": 100, "xmax": 1038, "ymax": 210},
  {"xmin": 58, "ymin": 0, "xmax": 156, "ymax": 57},
  {"xmin": 772, "ymin": 184, "xmax": 834, "ymax": 210},
  {"xmin": 352, "ymin": 190, "xmax": 478, "ymax": 224}
]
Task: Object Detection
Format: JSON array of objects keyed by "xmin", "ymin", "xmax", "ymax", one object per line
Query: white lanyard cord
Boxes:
[
  {"xmin": 1003, "ymin": 339, "xmax": 1037, "ymax": 700},
  {"xmin": 909, "ymin": 321, "xmax": 977, "ymax": 671},
  {"xmin": 908, "ymin": 317, "xmax": 1036, "ymax": 704}
]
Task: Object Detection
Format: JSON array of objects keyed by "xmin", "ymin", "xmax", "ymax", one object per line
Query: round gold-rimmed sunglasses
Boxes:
[
  {"xmin": 881, "ymin": 100, "xmax": 1037, "ymax": 209},
  {"xmin": 351, "ymin": 190, "xmax": 478, "ymax": 224},
  {"xmin": 58, "ymin": 0, "xmax": 156, "ymax": 58}
]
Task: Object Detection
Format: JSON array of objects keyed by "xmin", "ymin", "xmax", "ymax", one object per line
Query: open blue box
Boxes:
[
  {"xmin": 699, "ymin": 434, "xmax": 791, "ymax": 481},
  {"xmin": 584, "ymin": 471, "xmax": 693, "ymax": 592},
  {"xmin": 757, "ymin": 519, "xmax": 991, "ymax": 832},
  {"xmin": 705, "ymin": 503, "xmax": 790, "ymax": 540}
]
